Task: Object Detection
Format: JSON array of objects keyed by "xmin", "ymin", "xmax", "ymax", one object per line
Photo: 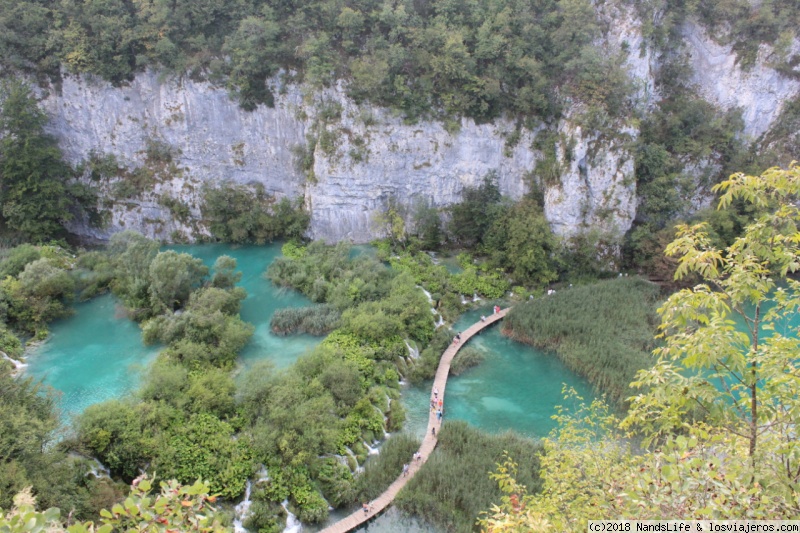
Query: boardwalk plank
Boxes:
[{"xmin": 319, "ymin": 308, "xmax": 509, "ymax": 533}]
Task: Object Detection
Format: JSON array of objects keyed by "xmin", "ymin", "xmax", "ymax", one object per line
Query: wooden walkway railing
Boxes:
[{"xmin": 319, "ymin": 308, "xmax": 510, "ymax": 533}]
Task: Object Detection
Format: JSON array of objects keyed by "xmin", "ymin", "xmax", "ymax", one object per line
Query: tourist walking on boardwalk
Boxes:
[
  {"xmin": 363, "ymin": 502, "xmax": 369, "ymax": 515},
  {"xmin": 433, "ymin": 387, "xmax": 438, "ymax": 398},
  {"xmin": 432, "ymin": 426, "xmax": 436, "ymax": 437},
  {"xmin": 403, "ymin": 463, "xmax": 409, "ymax": 477},
  {"xmin": 436, "ymin": 408, "xmax": 442, "ymax": 421}
]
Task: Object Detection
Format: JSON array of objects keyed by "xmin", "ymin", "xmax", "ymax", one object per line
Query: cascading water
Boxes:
[
  {"xmin": 234, "ymin": 468, "xmax": 270, "ymax": 533},
  {"xmin": 86, "ymin": 458, "xmax": 110, "ymax": 479},
  {"xmin": 363, "ymin": 441, "xmax": 380, "ymax": 455},
  {"xmin": 1, "ymin": 351, "xmax": 26, "ymax": 375},
  {"xmin": 404, "ymin": 340, "xmax": 419, "ymax": 359},
  {"xmin": 281, "ymin": 500, "xmax": 302, "ymax": 533},
  {"xmin": 418, "ymin": 287, "xmax": 445, "ymax": 329},
  {"xmin": 233, "ymin": 480, "xmax": 253, "ymax": 533}
]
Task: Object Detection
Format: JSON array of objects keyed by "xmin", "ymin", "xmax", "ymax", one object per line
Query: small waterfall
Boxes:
[
  {"xmin": 281, "ymin": 500, "xmax": 303, "ymax": 533},
  {"xmin": 233, "ymin": 481, "xmax": 253, "ymax": 533},
  {"xmin": 363, "ymin": 441, "xmax": 380, "ymax": 455},
  {"xmin": 86, "ymin": 458, "xmax": 110, "ymax": 479},
  {"xmin": 461, "ymin": 295, "xmax": 469, "ymax": 305},
  {"xmin": 234, "ymin": 468, "xmax": 270, "ymax": 532},
  {"xmin": 344, "ymin": 446, "xmax": 365, "ymax": 473},
  {"xmin": 1, "ymin": 351, "xmax": 26, "ymax": 375},
  {"xmin": 472, "ymin": 293, "xmax": 481, "ymax": 302},
  {"xmin": 404, "ymin": 340, "xmax": 419, "ymax": 359},
  {"xmin": 418, "ymin": 286, "xmax": 434, "ymax": 304},
  {"xmin": 434, "ymin": 315, "xmax": 445, "ymax": 328}
]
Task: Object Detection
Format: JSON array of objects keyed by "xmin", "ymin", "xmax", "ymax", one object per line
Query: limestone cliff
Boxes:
[
  {"xmin": 39, "ymin": 7, "xmax": 799, "ymax": 245},
  {"xmin": 43, "ymin": 73, "xmax": 637, "ymax": 243}
]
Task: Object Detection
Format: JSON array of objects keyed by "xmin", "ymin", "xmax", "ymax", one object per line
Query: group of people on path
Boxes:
[{"xmin": 358, "ymin": 312, "xmax": 500, "ymax": 525}]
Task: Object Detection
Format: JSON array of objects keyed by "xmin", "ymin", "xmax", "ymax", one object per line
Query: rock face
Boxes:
[
  {"xmin": 683, "ymin": 21, "xmax": 800, "ymax": 139},
  {"xmin": 38, "ymin": 9, "xmax": 799, "ymax": 245},
  {"xmin": 42, "ymin": 72, "xmax": 637, "ymax": 243}
]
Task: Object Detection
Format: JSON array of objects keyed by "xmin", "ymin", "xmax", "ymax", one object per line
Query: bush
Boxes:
[
  {"xmin": 201, "ymin": 183, "xmax": 309, "ymax": 244},
  {"xmin": 450, "ymin": 346, "xmax": 485, "ymax": 376},
  {"xmin": 356, "ymin": 433, "xmax": 420, "ymax": 502}
]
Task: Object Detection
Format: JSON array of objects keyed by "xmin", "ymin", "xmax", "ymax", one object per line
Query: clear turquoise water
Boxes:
[
  {"xmin": 166, "ymin": 244, "xmax": 320, "ymax": 369},
  {"xmin": 26, "ymin": 243, "xmax": 320, "ymax": 419},
  {"xmin": 24, "ymin": 294, "xmax": 160, "ymax": 421},
  {"xmin": 402, "ymin": 307, "xmax": 596, "ymax": 440},
  {"xmin": 25, "ymin": 244, "xmax": 599, "ymax": 533}
]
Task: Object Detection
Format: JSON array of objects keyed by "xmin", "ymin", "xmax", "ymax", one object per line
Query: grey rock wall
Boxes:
[
  {"xmin": 43, "ymin": 72, "xmax": 637, "ymax": 243},
  {"xmin": 38, "ymin": 8, "xmax": 800, "ymax": 245}
]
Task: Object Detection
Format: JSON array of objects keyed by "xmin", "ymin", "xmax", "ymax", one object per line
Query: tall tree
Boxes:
[
  {"xmin": 0, "ymin": 82, "xmax": 73, "ymax": 241},
  {"xmin": 624, "ymin": 164, "xmax": 800, "ymax": 480}
]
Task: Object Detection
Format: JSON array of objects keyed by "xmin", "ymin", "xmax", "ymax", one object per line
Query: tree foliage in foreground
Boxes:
[
  {"xmin": 0, "ymin": 477, "xmax": 228, "ymax": 532},
  {"xmin": 479, "ymin": 395, "xmax": 797, "ymax": 532},
  {"xmin": 625, "ymin": 164, "xmax": 800, "ymax": 474},
  {"xmin": 481, "ymin": 165, "xmax": 800, "ymax": 530}
]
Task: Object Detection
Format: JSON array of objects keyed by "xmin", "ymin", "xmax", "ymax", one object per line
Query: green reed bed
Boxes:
[
  {"xmin": 502, "ymin": 277, "xmax": 662, "ymax": 409},
  {"xmin": 270, "ymin": 304, "xmax": 341, "ymax": 336},
  {"xmin": 356, "ymin": 433, "xmax": 421, "ymax": 501},
  {"xmin": 395, "ymin": 421, "xmax": 542, "ymax": 532}
]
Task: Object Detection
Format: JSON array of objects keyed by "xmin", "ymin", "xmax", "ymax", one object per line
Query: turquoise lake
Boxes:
[
  {"xmin": 25, "ymin": 243, "xmax": 319, "ymax": 420},
  {"xmin": 401, "ymin": 307, "xmax": 595, "ymax": 440}
]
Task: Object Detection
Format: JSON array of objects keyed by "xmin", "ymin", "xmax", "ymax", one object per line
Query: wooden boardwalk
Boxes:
[{"xmin": 319, "ymin": 308, "xmax": 510, "ymax": 533}]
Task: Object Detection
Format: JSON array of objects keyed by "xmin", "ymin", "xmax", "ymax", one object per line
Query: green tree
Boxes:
[
  {"xmin": 448, "ymin": 175, "xmax": 502, "ymax": 247},
  {"xmin": 478, "ymin": 395, "xmax": 796, "ymax": 532},
  {"xmin": 148, "ymin": 250, "xmax": 208, "ymax": 312},
  {"xmin": 108, "ymin": 231, "xmax": 159, "ymax": 314},
  {"xmin": 624, "ymin": 164, "xmax": 800, "ymax": 484},
  {"xmin": 0, "ymin": 82, "xmax": 74, "ymax": 241},
  {"xmin": 484, "ymin": 198, "xmax": 557, "ymax": 286},
  {"xmin": 211, "ymin": 255, "xmax": 241, "ymax": 290},
  {"xmin": 223, "ymin": 13, "xmax": 281, "ymax": 110},
  {"xmin": 0, "ymin": 476, "xmax": 228, "ymax": 532}
]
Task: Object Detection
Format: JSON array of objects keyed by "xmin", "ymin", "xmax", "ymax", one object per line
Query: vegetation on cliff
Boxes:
[
  {"xmin": 0, "ymin": 0, "xmax": 631, "ymax": 122},
  {"xmin": 0, "ymin": 81, "xmax": 97, "ymax": 243}
]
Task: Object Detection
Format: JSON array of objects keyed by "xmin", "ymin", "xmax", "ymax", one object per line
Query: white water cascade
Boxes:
[
  {"xmin": 364, "ymin": 440, "xmax": 380, "ymax": 456},
  {"xmin": 1, "ymin": 351, "xmax": 26, "ymax": 375},
  {"xmin": 404, "ymin": 339, "xmax": 419, "ymax": 359},
  {"xmin": 233, "ymin": 468, "xmax": 270, "ymax": 533},
  {"xmin": 233, "ymin": 481, "xmax": 253, "ymax": 533},
  {"xmin": 281, "ymin": 500, "xmax": 303, "ymax": 533},
  {"xmin": 86, "ymin": 458, "xmax": 110, "ymax": 479},
  {"xmin": 418, "ymin": 286, "xmax": 445, "ymax": 328}
]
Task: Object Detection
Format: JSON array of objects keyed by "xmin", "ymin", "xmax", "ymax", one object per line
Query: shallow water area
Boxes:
[
  {"xmin": 403, "ymin": 307, "xmax": 596, "ymax": 439},
  {"xmin": 25, "ymin": 294, "xmax": 160, "ymax": 420},
  {"xmin": 26, "ymin": 243, "xmax": 322, "ymax": 419},
  {"xmin": 167, "ymin": 243, "xmax": 320, "ymax": 369}
]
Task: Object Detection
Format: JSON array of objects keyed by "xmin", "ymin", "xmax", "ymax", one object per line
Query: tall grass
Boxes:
[
  {"xmin": 450, "ymin": 346, "xmax": 484, "ymax": 376},
  {"xmin": 395, "ymin": 421, "xmax": 542, "ymax": 532},
  {"xmin": 502, "ymin": 277, "xmax": 662, "ymax": 409},
  {"xmin": 356, "ymin": 433, "xmax": 421, "ymax": 501},
  {"xmin": 270, "ymin": 305, "xmax": 341, "ymax": 336}
]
